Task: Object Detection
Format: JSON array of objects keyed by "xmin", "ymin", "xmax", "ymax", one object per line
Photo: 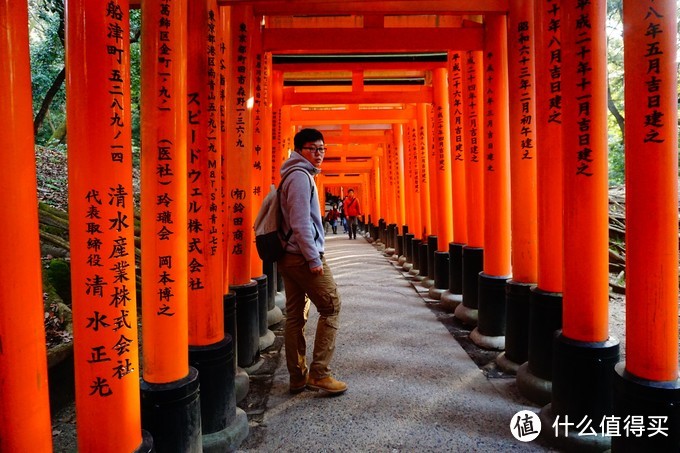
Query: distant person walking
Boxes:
[
  {"xmin": 343, "ymin": 188, "xmax": 361, "ymax": 240},
  {"xmin": 326, "ymin": 203, "xmax": 341, "ymax": 234}
]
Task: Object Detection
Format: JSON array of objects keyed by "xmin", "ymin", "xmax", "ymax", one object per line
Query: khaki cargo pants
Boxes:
[{"xmin": 278, "ymin": 252, "xmax": 341, "ymax": 382}]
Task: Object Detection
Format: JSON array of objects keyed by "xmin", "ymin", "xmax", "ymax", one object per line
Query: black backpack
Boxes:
[{"xmin": 253, "ymin": 169, "xmax": 313, "ymax": 263}]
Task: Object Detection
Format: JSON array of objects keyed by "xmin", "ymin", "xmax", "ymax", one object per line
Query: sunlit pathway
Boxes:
[{"xmin": 238, "ymin": 234, "xmax": 557, "ymax": 452}]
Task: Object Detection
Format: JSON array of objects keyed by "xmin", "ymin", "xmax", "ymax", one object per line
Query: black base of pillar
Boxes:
[
  {"xmin": 410, "ymin": 239, "xmax": 421, "ymax": 273},
  {"xmin": 477, "ymin": 273, "xmax": 509, "ymax": 337},
  {"xmin": 612, "ymin": 364, "xmax": 680, "ymax": 452},
  {"xmin": 540, "ymin": 332, "xmax": 620, "ymax": 452},
  {"xmin": 448, "ymin": 242, "xmax": 464, "ymax": 294},
  {"xmin": 189, "ymin": 338, "xmax": 235, "ymax": 434},
  {"xmin": 426, "ymin": 236, "xmax": 438, "ymax": 280},
  {"xmin": 404, "ymin": 233, "xmax": 414, "ymax": 263},
  {"xmin": 433, "ymin": 251, "xmax": 450, "ymax": 290},
  {"xmin": 418, "ymin": 242, "xmax": 429, "ymax": 278},
  {"xmin": 395, "ymin": 235, "xmax": 404, "ymax": 258},
  {"xmin": 263, "ymin": 260, "xmax": 277, "ymax": 311},
  {"xmin": 231, "ymin": 281, "xmax": 260, "ymax": 368},
  {"xmin": 141, "ymin": 368, "xmax": 202, "ymax": 453},
  {"xmin": 503, "ymin": 280, "xmax": 533, "ymax": 365},
  {"xmin": 527, "ymin": 287, "xmax": 563, "ymax": 380},
  {"xmin": 134, "ymin": 431, "xmax": 154, "ymax": 453},
  {"xmin": 254, "ymin": 274, "xmax": 268, "ymax": 337},
  {"xmin": 223, "ymin": 292, "xmax": 236, "ymax": 352},
  {"xmin": 461, "ymin": 246, "xmax": 483, "ymax": 309}
]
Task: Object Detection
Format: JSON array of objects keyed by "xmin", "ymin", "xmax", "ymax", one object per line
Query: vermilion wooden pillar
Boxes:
[
  {"xmin": 139, "ymin": 0, "xmax": 201, "ymax": 450},
  {"xmin": 497, "ymin": 0, "xmax": 538, "ymax": 365},
  {"xmin": 408, "ymin": 120, "xmax": 423, "ymax": 249},
  {"xmin": 67, "ymin": 1, "xmax": 151, "ymax": 450},
  {"xmin": 472, "ymin": 14, "xmax": 512, "ymax": 353},
  {"xmin": 417, "ymin": 104, "xmax": 433, "ymax": 241},
  {"xmin": 612, "ymin": 1, "xmax": 680, "ymax": 450},
  {"xmin": 186, "ymin": 2, "xmax": 247, "ymax": 448},
  {"xmin": 428, "ymin": 68, "xmax": 455, "ymax": 300},
  {"xmin": 421, "ymin": 103, "xmax": 440, "ymax": 287},
  {"xmin": 455, "ymin": 49, "xmax": 485, "ymax": 325},
  {"xmin": 226, "ymin": 5, "xmax": 260, "ymax": 371},
  {"xmin": 541, "ymin": 2, "xmax": 620, "ymax": 450},
  {"xmin": 271, "ymin": 70, "xmax": 284, "ymax": 186},
  {"xmin": 441, "ymin": 51, "xmax": 468, "ymax": 309},
  {"xmin": 0, "ymin": 2, "xmax": 53, "ymax": 450},
  {"xmin": 517, "ymin": 0, "xmax": 564, "ymax": 406},
  {"xmin": 394, "ymin": 124, "xmax": 407, "ymax": 234}
]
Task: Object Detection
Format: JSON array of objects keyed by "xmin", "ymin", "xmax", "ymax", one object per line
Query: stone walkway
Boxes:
[{"xmin": 237, "ymin": 233, "xmax": 559, "ymax": 452}]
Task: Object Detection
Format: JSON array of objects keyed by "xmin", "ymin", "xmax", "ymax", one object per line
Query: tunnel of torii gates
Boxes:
[{"xmin": 0, "ymin": 0, "xmax": 678, "ymax": 452}]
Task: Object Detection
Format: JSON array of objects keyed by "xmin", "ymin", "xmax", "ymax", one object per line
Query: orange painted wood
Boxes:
[
  {"xmin": 534, "ymin": 0, "xmax": 563, "ymax": 293},
  {"xmin": 385, "ymin": 134, "xmax": 399, "ymax": 224},
  {"xmin": 250, "ymin": 13, "xmax": 266, "ymax": 276},
  {"xmin": 225, "ymin": 5, "xmax": 255, "ymax": 285},
  {"xmin": 140, "ymin": 0, "xmax": 189, "ymax": 383},
  {"xmin": 481, "ymin": 15, "xmax": 512, "ymax": 277},
  {"xmin": 417, "ymin": 103, "xmax": 433, "ymax": 238},
  {"xmin": 507, "ymin": 0, "xmax": 538, "ymax": 283},
  {"xmin": 394, "ymin": 124, "xmax": 407, "ymax": 227},
  {"xmin": 432, "ymin": 68, "xmax": 454, "ymax": 250},
  {"xmin": 263, "ymin": 27, "xmax": 484, "ymax": 53},
  {"xmin": 408, "ymin": 120, "xmax": 423, "ymax": 238},
  {"xmin": 187, "ymin": 0, "xmax": 224, "ymax": 346},
  {"xmin": 0, "ymin": 1, "xmax": 53, "ymax": 450},
  {"xmin": 219, "ymin": 5, "xmax": 232, "ymax": 292},
  {"xmin": 561, "ymin": 0, "xmax": 609, "ymax": 342},
  {"xmin": 463, "ymin": 50, "xmax": 485, "ymax": 248},
  {"xmin": 67, "ymin": 0, "xmax": 144, "ymax": 449},
  {"xmin": 448, "ymin": 51, "xmax": 468, "ymax": 245},
  {"xmin": 283, "ymin": 89, "xmax": 433, "ymax": 106},
  {"xmin": 289, "ymin": 106, "xmax": 416, "ymax": 124},
  {"xmin": 238, "ymin": 0, "xmax": 510, "ymax": 16},
  {"xmin": 426, "ymin": 104, "xmax": 441, "ymax": 239},
  {"xmin": 271, "ymin": 70, "xmax": 284, "ymax": 186},
  {"xmin": 624, "ymin": 0, "xmax": 678, "ymax": 381},
  {"xmin": 262, "ymin": 53, "xmax": 274, "ymax": 189}
]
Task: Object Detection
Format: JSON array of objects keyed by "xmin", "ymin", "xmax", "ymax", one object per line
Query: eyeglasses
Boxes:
[{"xmin": 301, "ymin": 146, "xmax": 326, "ymax": 155}]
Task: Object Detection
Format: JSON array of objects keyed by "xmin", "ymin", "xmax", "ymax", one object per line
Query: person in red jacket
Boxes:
[
  {"xmin": 343, "ymin": 188, "xmax": 361, "ymax": 240},
  {"xmin": 325, "ymin": 203, "xmax": 341, "ymax": 234}
]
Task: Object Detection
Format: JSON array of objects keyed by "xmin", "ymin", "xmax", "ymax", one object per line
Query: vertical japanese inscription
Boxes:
[
  {"xmin": 572, "ymin": 1, "xmax": 594, "ymax": 177},
  {"xmin": 155, "ymin": 0, "xmax": 177, "ymax": 316},
  {"xmin": 465, "ymin": 51, "xmax": 480, "ymax": 166},
  {"xmin": 230, "ymin": 22, "xmax": 249, "ymax": 257},
  {"xmin": 515, "ymin": 19, "xmax": 535, "ymax": 161},
  {"xmin": 639, "ymin": 2, "xmax": 667, "ymax": 144},
  {"xmin": 84, "ymin": 1, "xmax": 136, "ymax": 398},
  {"xmin": 451, "ymin": 52, "xmax": 465, "ymax": 165}
]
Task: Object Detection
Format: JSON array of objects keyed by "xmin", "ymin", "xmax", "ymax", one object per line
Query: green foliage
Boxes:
[
  {"xmin": 608, "ymin": 137, "xmax": 625, "ymax": 186},
  {"xmin": 45, "ymin": 258, "xmax": 71, "ymax": 306}
]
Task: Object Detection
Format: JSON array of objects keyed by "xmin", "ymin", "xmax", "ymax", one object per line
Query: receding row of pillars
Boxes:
[
  {"xmin": 1, "ymin": 0, "xmax": 678, "ymax": 452},
  {"xmin": 363, "ymin": 1, "xmax": 679, "ymax": 451}
]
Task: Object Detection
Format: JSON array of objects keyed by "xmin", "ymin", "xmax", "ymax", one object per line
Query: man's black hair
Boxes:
[{"xmin": 294, "ymin": 128, "xmax": 325, "ymax": 150}]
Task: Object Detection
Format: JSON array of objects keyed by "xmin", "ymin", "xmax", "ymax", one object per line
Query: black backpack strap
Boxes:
[{"xmin": 278, "ymin": 168, "xmax": 314, "ymax": 242}]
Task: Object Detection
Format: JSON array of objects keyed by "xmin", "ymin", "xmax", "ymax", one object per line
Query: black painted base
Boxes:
[
  {"xmin": 134, "ymin": 431, "xmax": 154, "ymax": 453},
  {"xmin": 433, "ymin": 251, "xmax": 450, "ymax": 290},
  {"xmin": 461, "ymin": 246, "xmax": 483, "ymax": 310},
  {"xmin": 612, "ymin": 364, "xmax": 680, "ymax": 452},
  {"xmin": 141, "ymin": 367, "xmax": 202, "ymax": 453},
  {"xmin": 540, "ymin": 332, "xmax": 620, "ymax": 452},
  {"xmin": 477, "ymin": 273, "xmax": 509, "ymax": 337},
  {"xmin": 503, "ymin": 280, "xmax": 533, "ymax": 365},
  {"xmin": 448, "ymin": 242, "xmax": 464, "ymax": 294},
  {"xmin": 231, "ymin": 281, "xmax": 260, "ymax": 368},
  {"xmin": 527, "ymin": 287, "xmax": 563, "ymax": 380},
  {"xmin": 189, "ymin": 338, "xmax": 235, "ymax": 434}
]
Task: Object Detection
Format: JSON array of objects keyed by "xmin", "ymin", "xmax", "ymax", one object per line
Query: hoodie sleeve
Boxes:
[{"xmin": 282, "ymin": 171, "xmax": 323, "ymax": 269}]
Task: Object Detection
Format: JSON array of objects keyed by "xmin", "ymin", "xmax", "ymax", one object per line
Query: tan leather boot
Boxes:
[{"xmin": 307, "ymin": 376, "xmax": 348, "ymax": 394}]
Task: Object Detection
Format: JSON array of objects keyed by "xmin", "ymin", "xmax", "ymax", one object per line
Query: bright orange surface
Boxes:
[{"xmin": 0, "ymin": 1, "xmax": 53, "ymax": 450}]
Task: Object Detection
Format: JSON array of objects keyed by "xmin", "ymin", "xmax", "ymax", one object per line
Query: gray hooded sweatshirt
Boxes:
[{"xmin": 279, "ymin": 151, "xmax": 324, "ymax": 269}]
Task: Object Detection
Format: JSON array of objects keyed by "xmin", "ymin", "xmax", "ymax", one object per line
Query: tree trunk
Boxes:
[
  {"xmin": 607, "ymin": 83, "xmax": 625, "ymax": 142},
  {"xmin": 33, "ymin": 67, "xmax": 65, "ymax": 136}
]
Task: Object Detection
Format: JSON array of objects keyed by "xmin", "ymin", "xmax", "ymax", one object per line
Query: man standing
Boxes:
[
  {"xmin": 343, "ymin": 188, "xmax": 361, "ymax": 240},
  {"xmin": 278, "ymin": 128, "xmax": 347, "ymax": 395}
]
